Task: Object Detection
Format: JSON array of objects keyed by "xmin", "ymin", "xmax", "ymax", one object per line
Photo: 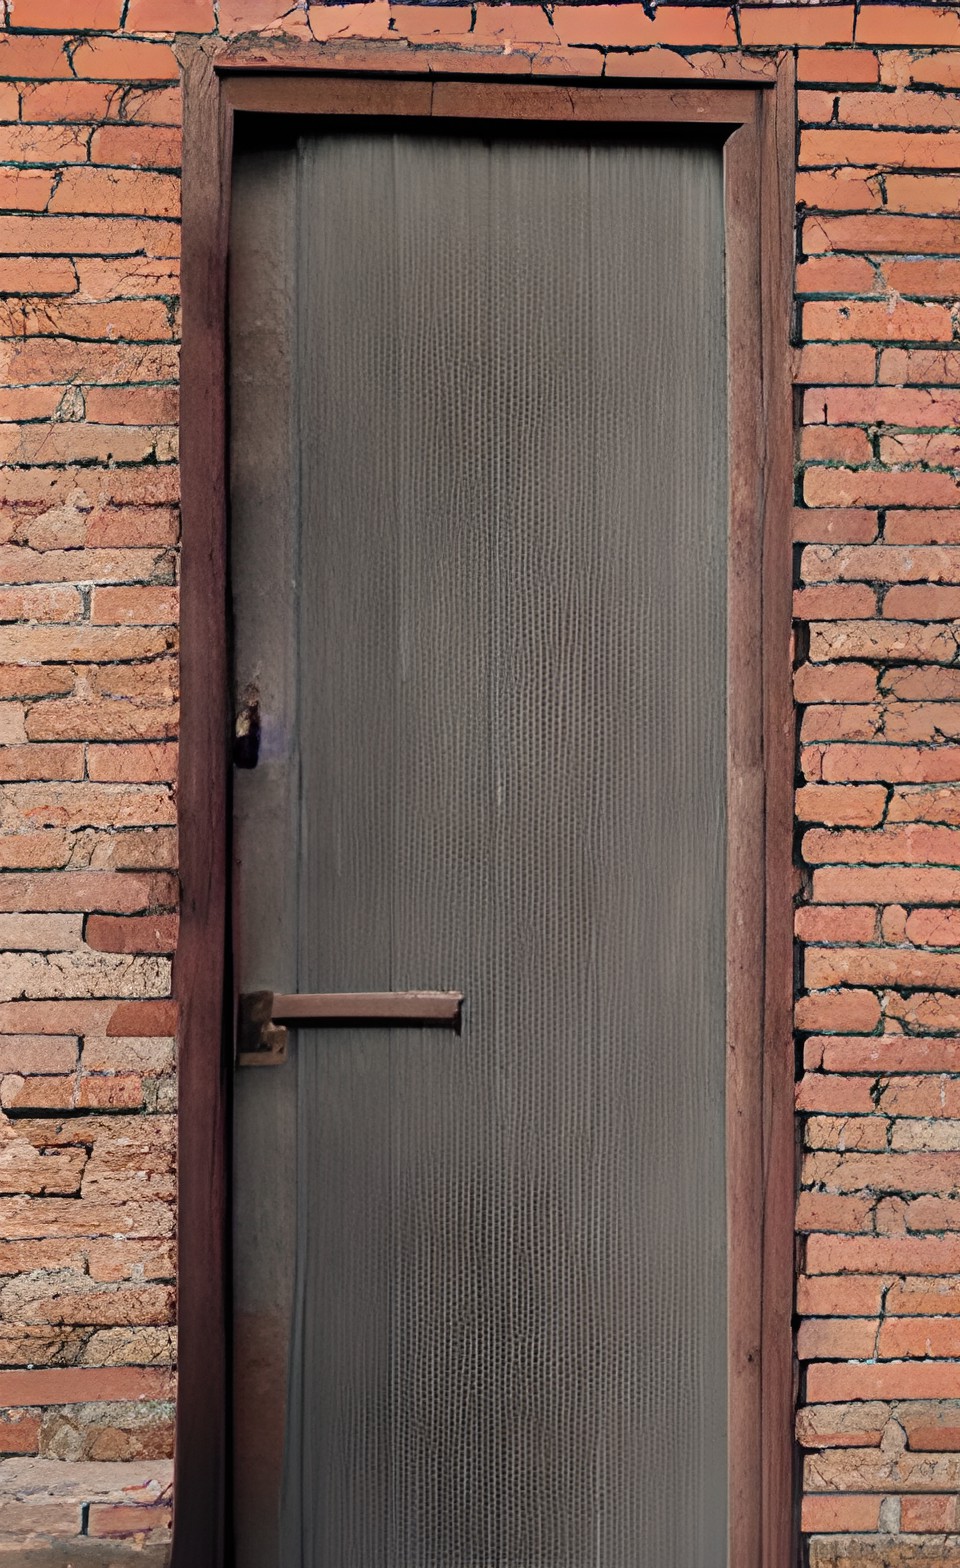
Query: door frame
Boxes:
[{"xmin": 174, "ymin": 44, "xmax": 796, "ymax": 1568}]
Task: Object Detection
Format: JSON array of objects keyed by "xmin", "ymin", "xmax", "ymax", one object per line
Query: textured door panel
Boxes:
[{"xmin": 232, "ymin": 125, "xmax": 728, "ymax": 1568}]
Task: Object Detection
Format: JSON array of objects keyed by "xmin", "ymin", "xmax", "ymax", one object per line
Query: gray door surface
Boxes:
[{"xmin": 230, "ymin": 122, "xmax": 728, "ymax": 1568}]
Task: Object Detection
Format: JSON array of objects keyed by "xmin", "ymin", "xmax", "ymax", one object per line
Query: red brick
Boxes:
[
  {"xmin": 218, "ymin": 0, "xmax": 284, "ymax": 27},
  {"xmin": 805, "ymin": 212, "xmax": 960, "ymax": 253},
  {"xmin": 801, "ymin": 426, "xmax": 872, "ymax": 466},
  {"xmin": 553, "ymin": 6, "xmax": 736, "ymax": 47},
  {"xmin": 792, "ymin": 508, "xmax": 878, "ymax": 546},
  {"xmin": 0, "ymin": 586, "xmax": 83, "ymax": 634},
  {"xmin": 795, "ymin": 906, "xmax": 877, "ymax": 943},
  {"xmin": 796, "ymin": 168, "xmax": 881, "ymax": 211},
  {"xmin": 89, "ymin": 124, "xmax": 181, "ymax": 171},
  {"xmin": 797, "ymin": 1275, "xmax": 886, "ymax": 1319},
  {"xmin": 885, "ymin": 586, "xmax": 960, "ymax": 620},
  {"xmin": 807, "ymin": 386, "xmax": 960, "ymax": 426},
  {"xmin": 881, "ymin": 263, "xmax": 960, "ymax": 307},
  {"xmin": 809, "ymin": 545, "xmax": 960, "ymax": 584},
  {"xmin": 880, "ymin": 1319, "xmax": 960, "ymax": 1360},
  {"xmin": 804, "ymin": 298, "xmax": 953, "ymax": 343},
  {"xmin": 0, "ymin": 34, "xmax": 72, "ymax": 76},
  {"xmin": 87, "ymin": 743, "xmax": 176, "ymax": 783},
  {"xmin": 799, "ymin": 90, "xmax": 842, "ymax": 126},
  {"xmin": 809, "ymin": 1234, "xmax": 960, "ymax": 1276},
  {"xmin": 802, "ymin": 704, "xmax": 881, "ymax": 745},
  {"xmin": 906, "ymin": 910, "xmax": 960, "ymax": 947},
  {"xmin": 798, "ymin": 49, "xmax": 879, "ymax": 85},
  {"xmin": 881, "ymin": 430, "xmax": 960, "ymax": 467},
  {"xmin": 0, "ymin": 168, "xmax": 55, "ymax": 210},
  {"xmin": 19, "ymin": 80, "xmax": 122, "ymax": 121},
  {"xmin": 125, "ymin": 0, "xmax": 213, "ymax": 27},
  {"xmin": 794, "ymin": 585, "xmax": 877, "ymax": 620},
  {"xmin": 806, "ymin": 1114, "xmax": 889, "ymax": 1151},
  {"xmin": 106, "ymin": 999, "xmax": 177, "ymax": 1036},
  {"xmin": 795, "ymin": 989, "xmax": 881, "ymax": 1033},
  {"xmin": 0, "ymin": 746, "xmax": 83, "ymax": 782},
  {"xmin": 86, "ymin": 914, "xmax": 178, "ymax": 954},
  {"xmin": 814, "ymin": 866, "xmax": 960, "ymax": 905},
  {"xmin": 794, "ymin": 663, "xmax": 878, "ymax": 703},
  {"xmin": 0, "ymin": 1368, "xmax": 173, "ymax": 1407},
  {"xmin": 889, "ymin": 784, "xmax": 960, "ymax": 823},
  {"xmin": 0, "ymin": 870, "xmax": 175, "ymax": 914},
  {"xmin": 797, "ymin": 1318, "xmax": 879, "ymax": 1361},
  {"xmin": 817, "ymin": 1036, "xmax": 960, "ymax": 1073},
  {"xmin": 48, "ymin": 166, "xmax": 179, "ymax": 220},
  {"xmin": 84, "ymin": 389, "xmax": 178, "ymax": 429},
  {"xmin": 808, "ymin": 944, "xmax": 960, "ymax": 988},
  {"xmin": 882, "ymin": 173, "xmax": 960, "ymax": 215},
  {"xmin": 69, "ymin": 36, "xmax": 178, "ymax": 78},
  {"xmin": 91, "ymin": 586, "xmax": 178, "ymax": 625},
  {"xmin": 803, "ymin": 127, "xmax": 960, "ymax": 169},
  {"xmin": 27, "ymin": 699, "xmax": 176, "ymax": 743},
  {"xmin": 87, "ymin": 1502, "xmax": 171, "ymax": 1538},
  {"xmin": 795, "ymin": 785, "xmax": 887, "ymax": 827},
  {"xmin": 901, "ymin": 1496, "xmax": 960, "ymax": 1532},
  {"xmin": 805, "ymin": 468, "xmax": 960, "ymax": 509},
  {"xmin": 0, "ymin": 257, "xmax": 77, "ymax": 298},
  {"xmin": 0, "ymin": 1413, "xmax": 40, "ymax": 1455},
  {"xmin": 122, "ymin": 85, "xmax": 180, "ymax": 123},
  {"xmin": 803, "ymin": 1354, "xmax": 960, "ymax": 1404},
  {"xmin": 796, "ymin": 257, "xmax": 878, "ymax": 298},
  {"xmin": 76, "ymin": 1073, "xmax": 144, "ymax": 1110},
  {"xmin": 804, "ymin": 822, "xmax": 960, "ymax": 866},
  {"xmin": 881, "ymin": 350, "xmax": 960, "ymax": 393},
  {"xmin": 8, "ymin": 0, "xmax": 124, "ymax": 22},
  {"xmin": 740, "ymin": 6, "xmax": 854, "ymax": 45},
  {"xmin": 794, "ymin": 343, "xmax": 876, "ymax": 387},
  {"xmin": 0, "ymin": 1036, "xmax": 77, "ymax": 1073},
  {"xmin": 858, "ymin": 7, "xmax": 960, "ymax": 44},
  {"xmin": 797, "ymin": 1073, "xmax": 877, "ymax": 1113}
]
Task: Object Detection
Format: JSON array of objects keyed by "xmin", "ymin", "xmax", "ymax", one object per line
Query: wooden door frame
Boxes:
[{"xmin": 174, "ymin": 44, "xmax": 797, "ymax": 1568}]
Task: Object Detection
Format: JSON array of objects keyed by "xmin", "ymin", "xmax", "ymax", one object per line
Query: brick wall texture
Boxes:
[{"xmin": 1, "ymin": 0, "xmax": 960, "ymax": 1561}]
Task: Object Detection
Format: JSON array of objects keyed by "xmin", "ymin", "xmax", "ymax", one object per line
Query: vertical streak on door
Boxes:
[
  {"xmin": 229, "ymin": 143, "xmax": 301, "ymax": 1568},
  {"xmin": 272, "ymin": 129, "xmax": 729, "ymax": 1567}
]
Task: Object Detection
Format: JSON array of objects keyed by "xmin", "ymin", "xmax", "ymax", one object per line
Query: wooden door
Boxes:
[{"xmin": 229, "ymin": 119, "xmax": 729, "ymax": 1568}]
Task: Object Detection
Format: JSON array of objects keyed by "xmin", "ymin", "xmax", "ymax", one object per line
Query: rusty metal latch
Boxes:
[{"xmin": 237, "ymin": 990, "xmax": 464, "ymax": 1066}]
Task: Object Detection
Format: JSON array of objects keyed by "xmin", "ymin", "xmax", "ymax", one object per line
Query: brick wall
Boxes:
[{"xmin": 1, "ymin": 0, "xmax": 959, "ymax": 1562}]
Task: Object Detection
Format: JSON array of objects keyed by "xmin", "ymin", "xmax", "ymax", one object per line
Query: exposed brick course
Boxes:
[{"xmin": 0, "ymin": 0, "xmax": 958, "ymax": 1559}]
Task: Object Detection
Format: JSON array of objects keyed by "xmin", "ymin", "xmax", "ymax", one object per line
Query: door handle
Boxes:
[{"xmin": 237, "ymin": 989, "xmax": 464, "ymax": 1066}]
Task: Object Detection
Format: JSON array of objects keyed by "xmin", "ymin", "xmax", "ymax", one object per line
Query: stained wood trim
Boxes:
[
  {"xmin": 759, "ymin": 52, "xmax": 801, "ymax": 1567},
  {"xmin": 224, "ymin": 74, "xmax": 758, "ymax": 123},
  {"xmin": 175, "ymin": 52, "xmax": 796, "ymax": 1568},
  {"xmin": 172, "ymin": 40, "xmax": 231, "ymax": 1568}
]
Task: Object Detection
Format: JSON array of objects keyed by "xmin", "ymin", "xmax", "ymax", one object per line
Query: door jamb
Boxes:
[{"xmin": 174, "ymin": 47, "xmax": 796, "ymax": 1568}]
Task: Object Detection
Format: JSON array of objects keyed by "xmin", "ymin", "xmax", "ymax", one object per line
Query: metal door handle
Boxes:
[{"xmin": 237, "ymin": 989, "xmax": 463, "ymax": 1066}]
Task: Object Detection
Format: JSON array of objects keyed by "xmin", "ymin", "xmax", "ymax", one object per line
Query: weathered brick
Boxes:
[
  {"xmin": 85, "ymin": 915, "xmax": 177, "ymax": 954},
  {"xmin": 804, "ymin": 299, "xmax": 953, "ymax": 343},
  {"xmin": 795, "ymin": 989, "xmax": 881, "ymax": 1033},
  {"xmin": 88, "ymin": 124, "xmax": 181, "ymax": 170},
  {"xmin": 793, "ymin": 509, "xmax": 878, "ymax": 546},
  {"xmin": 69, "ymin": 37, "xmax": 178, "ymax": 79},
  {"xmin": 796, "ymin": 785, "xmax": 887, "ymax": 828},
  {"xmin": 809, "ymin": 621, "xmax": 960, "ymax": 664},
  {"xmin": 795, "ymin": 906, "xmax": 877, "ymax": 943},
  {"xmin": 794, "ymin": 663, "xmax": 878, "ymax": 704},
  {"xmin": 814, "ymin": 866, "xmax": 960, "ymax": 904},
  {"xmin": 0, "ymin": 1369, "xmax": 173, "ymax": 1407}
]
